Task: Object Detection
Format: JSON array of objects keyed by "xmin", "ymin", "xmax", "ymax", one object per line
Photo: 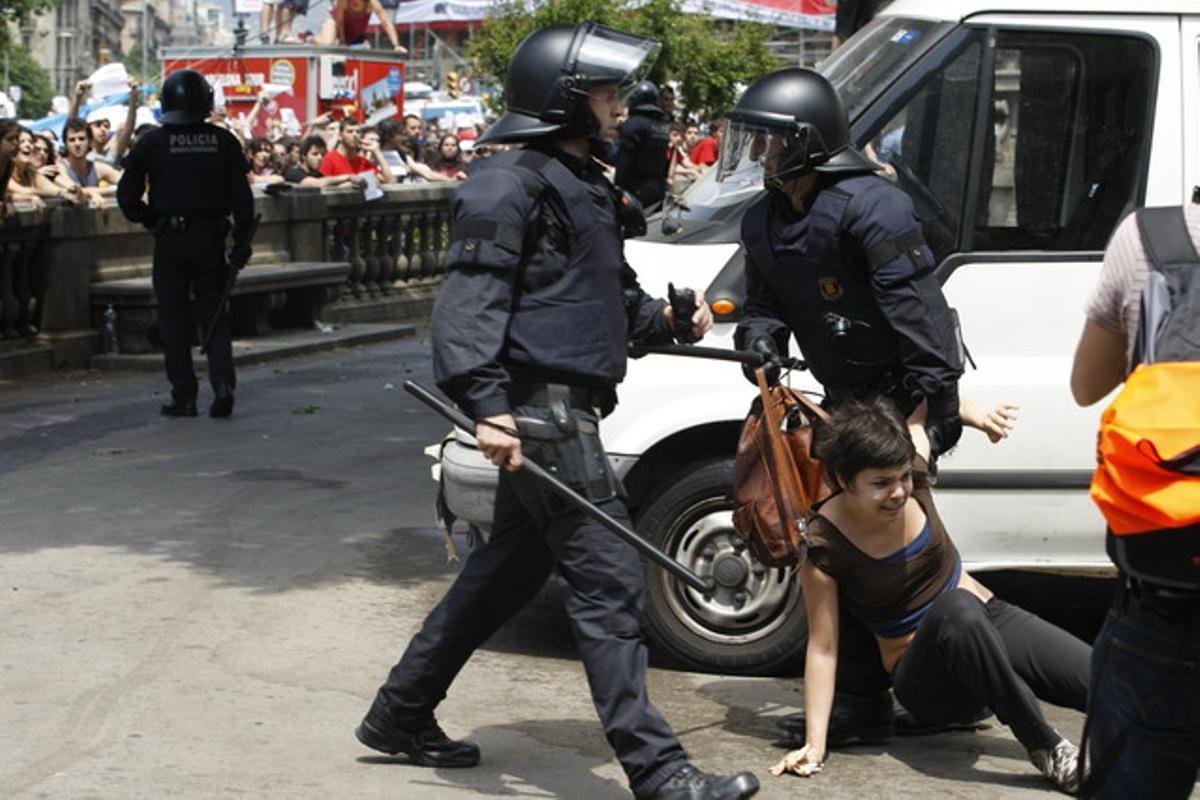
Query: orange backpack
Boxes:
[{"xmin": 1090, "ymin": 206, "xmax": 1200, "ymax": 589}]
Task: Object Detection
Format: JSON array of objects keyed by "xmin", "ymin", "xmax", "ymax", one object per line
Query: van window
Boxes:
[
  {"xmin": 866, "ymin": 38, "xmax": 984, "ymax": 261},
  {"xmin": 972, "ymin": 31, "xmax": 1155, "ymax": 251}
]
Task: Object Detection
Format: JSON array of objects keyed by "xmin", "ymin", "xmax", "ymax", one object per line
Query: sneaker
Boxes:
[
  {"xmin": 1030, "ymin": 737, "xmax": 1081, "ymax": 795},
  {"xmin": 638, "ymin": 764, "xmax": 759, "ymax": 800},
  {"xmin": 355, "ymin": 715, "xmax": 480, "ymax": 767},
  {"xmin": 776, "ymin": 691, "xmax": 894, "ymax": 747}
]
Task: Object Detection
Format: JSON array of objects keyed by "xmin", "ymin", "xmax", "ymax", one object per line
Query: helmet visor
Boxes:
[
  {"xmin": 571, "ymin": 24, "xmax": 661, "ymax": 99},
  {"xmin": 716, "ymin": 120, "xmax": 808, "ymax": 184}
]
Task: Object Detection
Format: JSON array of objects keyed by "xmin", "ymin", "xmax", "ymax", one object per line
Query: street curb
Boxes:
[{"xmin": 90, "ymin": 322, "xmax": 419, "ymax": 372}]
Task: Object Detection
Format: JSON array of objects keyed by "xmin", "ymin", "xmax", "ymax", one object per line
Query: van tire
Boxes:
[{"xmin": 636, "ymin": 459, "xmax": 806, "ymax": 675}]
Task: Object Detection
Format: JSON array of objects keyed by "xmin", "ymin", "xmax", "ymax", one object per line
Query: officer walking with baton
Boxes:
[
  {"xmin": 117, "ymin": 69, "xmax": 256, "ymax": 419},
  {"xmin": 356, "ymin": 23, "xmax": 760, "ymax": 800}
]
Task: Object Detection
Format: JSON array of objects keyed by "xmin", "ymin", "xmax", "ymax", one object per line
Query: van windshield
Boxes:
[{"xmin": 670, "ymin": 16, "xmax": 946, "ymax": 224}]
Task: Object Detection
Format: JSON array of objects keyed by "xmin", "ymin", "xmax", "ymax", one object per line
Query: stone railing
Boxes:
[{"xmin": 0, "ymin": 182, "xmax": 456, "ymax": 376}]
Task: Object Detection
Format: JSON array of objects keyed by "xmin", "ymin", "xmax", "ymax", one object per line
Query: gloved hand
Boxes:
[
  {"xmin": 743, "ymin": 336, "xmax": 786, "ymax": 386},
  {"xmin": 925, "ymin": 385, "xmax": 963, "ymax": 458}
]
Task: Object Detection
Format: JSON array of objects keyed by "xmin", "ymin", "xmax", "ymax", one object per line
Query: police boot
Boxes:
[
  {"xmin": 639, "ymin": 765, "xmax": 759, "ymax": 800},
  {"xmin": 209, "ymin": 383, "xmax": 234, "ymax": 419},
  {"xmin": 160, "ymin": 395, "xmax": 198, "ymax": 417},
  {"xmin": 776, "ymin": 691, "xmax": 894, "ymax": 747},
  {"xmin": 355, "ymin": 714, "xmax": 480, "ymax": 768}
]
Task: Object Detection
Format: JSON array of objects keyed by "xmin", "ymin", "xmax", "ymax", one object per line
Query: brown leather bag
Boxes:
[{"xmin": 732, "ymin": 368, "xmax": 833, "ymax": 567}]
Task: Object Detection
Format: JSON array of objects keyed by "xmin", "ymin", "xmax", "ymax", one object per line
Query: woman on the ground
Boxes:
[{"xmin": 772, "ymin": 397, "xmax": 1089, "ymax": 795}]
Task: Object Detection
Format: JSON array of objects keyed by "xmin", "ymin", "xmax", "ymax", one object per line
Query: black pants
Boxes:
[
  {"xmin": 892, "ymin": 590, "xmax": 1090, "ymax": 753},
  {"xmin": 152, "ymin": 223, "xmax": 234, "ymax": 401},
  {"xmin": 369, "ymin": 406, "xmax": 688, "ymax": 795}
]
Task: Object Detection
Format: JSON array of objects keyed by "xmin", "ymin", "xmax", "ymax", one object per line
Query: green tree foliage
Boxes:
[
  {"xmin": 0, "ymin": 0, "xmax": 60, "ymax": 118},
  {"xmin": 469, "ymin": 0, "xmax": 781, "ymax": 119},
  {"xmin": 122, "ymin": 41, "xmax": 163, "ymax": 88}
]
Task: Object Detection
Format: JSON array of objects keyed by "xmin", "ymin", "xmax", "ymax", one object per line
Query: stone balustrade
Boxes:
[{"xmin": 0, "ymin": 182, "xmax": 455, "ymax": 377}]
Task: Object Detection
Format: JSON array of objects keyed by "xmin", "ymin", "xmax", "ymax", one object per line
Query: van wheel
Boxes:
[{"xmin": 636, "ymin": 459, "xmax": 806, "ymax": 675}]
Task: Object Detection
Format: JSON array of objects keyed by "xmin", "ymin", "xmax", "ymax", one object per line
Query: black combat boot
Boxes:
[
  {"xmin": 160, "ymin": 396, "xmax": 198, "ymax": 417},
  {"xmin": 639, "ymin": 765, "xmax": 760, "ymax": 800},
  {"xmin": 355, "ymin": 714, "xmax": 480, "ymax": 767},
  {"xmin": 776, "ymin": 691, "xmax": 894, "ymax": 747},
  {"xmin": 209, "ymin": 383, "xmax": 234, "ymax": 418}
]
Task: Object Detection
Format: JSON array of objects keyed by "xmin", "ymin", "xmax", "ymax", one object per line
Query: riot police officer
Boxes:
[
  {"xmin": 356, "ymin": 23, "xmax": 758, "ymax": 800},
  {"xmin": 614, "ymin": 80, "xmax": 671, "ymax": 210},
  {"xmin": 721, "ymin": 68, "xmax": 965, "ymax": 745},
  {"xmin": 117, "ymin": 69, "xmax": 255, "ymax": 418}
]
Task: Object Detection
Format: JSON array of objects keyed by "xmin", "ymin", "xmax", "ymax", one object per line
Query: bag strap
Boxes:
[
  {"xmin": 755, "ymin": 368, "xmax": 799, "ymax": 536},
  {"xmin": 1136, "ymin": 206, "xmax": 1199, "ymax": 272}
]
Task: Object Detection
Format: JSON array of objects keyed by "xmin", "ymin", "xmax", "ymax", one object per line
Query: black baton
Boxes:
[
  {"xmin": 629, "ymin": 343, "xmax": 807, "ymax": 371},
  {"xmin": 404, "ymin": 380, "xmax": 716, "ymax": 594},
  {"xmin": 201, "ymin": 214, "xmax": 260, "ymax": 356}
]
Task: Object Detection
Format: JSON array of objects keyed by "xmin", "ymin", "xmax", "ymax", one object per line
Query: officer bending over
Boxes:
[
  {"xmin": 356, "ymin": 23, "xmax": 759, "ymax": 800},
  {"xmin": 722, "ymin": 68, "xmax": 965, "ymax": 745},
  {"xmin": 117, "ymin": 69, "xmax": 255, "ymax": 419}
]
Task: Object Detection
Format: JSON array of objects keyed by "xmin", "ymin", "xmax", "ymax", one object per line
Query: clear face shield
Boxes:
[
  {"xmin": 569, "ymin": 24, "xmax": 662, "ymax": 102},
  {"xmin": 716, "ymin": 120, "xmax": 816, "ymax": 186}
]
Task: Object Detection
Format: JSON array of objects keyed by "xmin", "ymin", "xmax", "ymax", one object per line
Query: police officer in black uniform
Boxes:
[
  {"xmin": 720, "ymin": 68, "xmax": 965, "ymax": 745},
  {"xmin": 117, "ymin": 69, "xmax": 255, "ymax": 419},
  {"xmin": 355, "ymin": 23, "xmax": 759, "ymax": 800},
  {"xmin": 614, "ymin": 80, "xmax": 671, "ymax": 210}
]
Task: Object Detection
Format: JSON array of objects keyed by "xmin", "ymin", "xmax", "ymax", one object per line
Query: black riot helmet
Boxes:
[
  {"xmin": 159, "ymin": 69, "xmax": 215, "ymax": 126},
  {"xmin": 717, "ymin": 67, "xmax": 876, "ymax": 187},
  {"xmin": 476, "ymin": 23, "xmax": 660, "ymax": 146},
  {"xmin": 625, "ymin": 80, "xmax": 660, "ymax": 114}
]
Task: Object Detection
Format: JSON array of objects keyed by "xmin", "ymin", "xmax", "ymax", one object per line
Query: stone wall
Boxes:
[{"xmin": 0, "ymin": 182, "xmax": 455, "ymax": 377}]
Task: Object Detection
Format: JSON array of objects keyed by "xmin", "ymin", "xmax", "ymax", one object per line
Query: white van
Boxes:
[{"xmin": 438, "ymin": 0, "xmax": 1200, "ymax": 674}]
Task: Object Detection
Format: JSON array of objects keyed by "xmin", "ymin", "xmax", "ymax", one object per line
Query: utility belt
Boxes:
[
  {"xmin": 158, "ymin": 215, "xmax": 228, "ymax": 233},
  {"xmin": 508, "ymin": 381, "xmax": 615, "ymax": 417},
  {"xmin": 506, "ymin": 382, "xmax": 621, "ymax": 509}
]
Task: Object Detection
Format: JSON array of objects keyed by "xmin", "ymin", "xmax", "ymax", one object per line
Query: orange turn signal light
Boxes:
[{"xmin": 711, "ymin": 299, "xmax": 737, "ymax": 316}]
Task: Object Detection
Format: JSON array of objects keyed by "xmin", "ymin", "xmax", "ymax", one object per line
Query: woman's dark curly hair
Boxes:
[{"xmin": 813, "ymin": 396, "xmax": 915, "ymax": 488}]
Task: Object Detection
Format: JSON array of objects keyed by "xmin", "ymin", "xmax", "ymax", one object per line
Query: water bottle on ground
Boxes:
[{"xmin": 103, "ymin": 304, "xmax": 120, "ymax": 354}]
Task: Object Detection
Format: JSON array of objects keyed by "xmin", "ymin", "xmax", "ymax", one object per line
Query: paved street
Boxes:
[{"xmin": 0, "ymin": 339, "xmax": 1122, "ymax": 798}]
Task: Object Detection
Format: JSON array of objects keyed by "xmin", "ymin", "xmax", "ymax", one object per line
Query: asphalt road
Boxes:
[{"xmin": 0, "ymin": 339, "xmax": 1165, "ymax": 798}]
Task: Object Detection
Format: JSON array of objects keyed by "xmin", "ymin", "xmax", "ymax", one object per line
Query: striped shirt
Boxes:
[{"xmin": 1084, "ymin": 203, "xmax": 1200, "ymax": 369}]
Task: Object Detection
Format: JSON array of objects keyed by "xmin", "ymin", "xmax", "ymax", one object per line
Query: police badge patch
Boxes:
[{"xmin": 818, "ymin": 277, "xmax": 843, "ymax": 302}]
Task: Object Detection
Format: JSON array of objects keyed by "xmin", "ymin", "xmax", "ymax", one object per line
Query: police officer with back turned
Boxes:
[
  {"xmin": 721, "ymin": 68, "xmax": 965, "ymax": 746},
  {"xmin": 614, "ymin": 80, "xmax": 671, "ymax": 210},
  {"xmin": 117, "ymin": 69, "xmax": 255, "ymax": 419},
  {"xmin": 356, "ymin": 23, "xmax": 759, "ymax": 800}
]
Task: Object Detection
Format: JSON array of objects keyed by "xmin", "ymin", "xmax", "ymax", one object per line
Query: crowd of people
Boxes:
[{"xmin": 0, "ymin": 68, "xmax": 732, "ymax": 220}]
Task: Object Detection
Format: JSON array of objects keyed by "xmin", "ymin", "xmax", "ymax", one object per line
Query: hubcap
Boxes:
[{"xmin": 659, "ymin": 498, "xmax": 799, "ymax": 645}]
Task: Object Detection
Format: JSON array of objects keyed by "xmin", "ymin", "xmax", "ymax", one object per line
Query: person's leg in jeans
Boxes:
[
  {"xmin": 1086, "ymin": 591, "xmax": 1200, "ymax": 799},
  {"xmin": 545, "ymin": 492, "xmax": 689, "ymax": 796},
  {"xmin": 367, "ymin": 471, "xmax": 557, "ymax": 729},
  {"xmin": 892, "ymin": 589, "xmax": 1059, "ymax": 753},
  {"xmin": 986, "ymin": 597, "xmax": 1090, "ymax": 712}
]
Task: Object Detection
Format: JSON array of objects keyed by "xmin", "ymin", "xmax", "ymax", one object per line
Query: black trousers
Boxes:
[
  {"xmin": 152, "ymin": 223, "xmax": 234, "ymax": 400},
  {"xmin": 892, "ymin": 590, "xmax": 1090, "ymax": 753},
  {"xmin": 370, "ymin": 406, "xmax": 688, "ymax": 795}
]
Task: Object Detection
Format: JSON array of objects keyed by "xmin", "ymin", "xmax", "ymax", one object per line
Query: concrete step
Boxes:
[{"xmin": 91, "ymin": 321, "xmax": 418, "ymax": 371}]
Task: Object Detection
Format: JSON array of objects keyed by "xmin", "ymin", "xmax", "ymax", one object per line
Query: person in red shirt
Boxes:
[
  {"xmin": 688, "ymin": 116, "xmax": 723, "ymax": 169},
  {"xmin": 321, "ymin": 119, "xmax": 394, "ymax": 183}
]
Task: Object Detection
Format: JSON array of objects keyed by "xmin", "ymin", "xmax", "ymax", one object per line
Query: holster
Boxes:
[{"xmin": 514, "ymin": 402, "xmax": 622, "ymax": 517}]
